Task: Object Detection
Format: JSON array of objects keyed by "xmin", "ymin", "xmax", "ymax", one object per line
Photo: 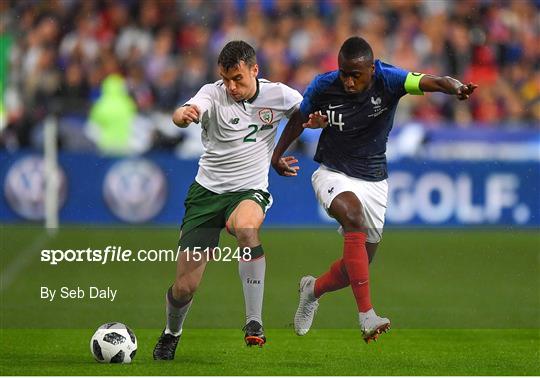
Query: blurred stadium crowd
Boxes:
[{"xmin": 0, "ymin": 0, "xmax": 539, "ymax": 155}]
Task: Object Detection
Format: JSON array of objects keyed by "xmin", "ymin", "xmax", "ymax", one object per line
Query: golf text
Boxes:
[{"xmin": 40, "ymin": 286, "xmax": 117, "ymax": 302}]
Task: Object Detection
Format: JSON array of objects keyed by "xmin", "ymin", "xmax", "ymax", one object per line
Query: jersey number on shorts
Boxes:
[{"xmin": 252, "ymin": 193, "xmax": 265, "ymax": 203}]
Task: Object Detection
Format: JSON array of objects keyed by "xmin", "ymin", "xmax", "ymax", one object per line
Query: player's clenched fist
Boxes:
[
  {"xmin": 456, "ymin": 83, "xmax": 478, "ymax": 101},
  {"xmin": 173, "ymin": 104, "xmax": 201, "ymax": 127}
]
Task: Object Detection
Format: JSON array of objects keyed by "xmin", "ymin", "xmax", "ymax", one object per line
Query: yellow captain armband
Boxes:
[{"xmin": 404, "ymin": 72, "xmax": 425, "ymax": 95}]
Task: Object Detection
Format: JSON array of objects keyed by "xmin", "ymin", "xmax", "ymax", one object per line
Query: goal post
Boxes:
[{"xmin": 44, "ymin": 115, "xmax": 59, "ymax": 234}]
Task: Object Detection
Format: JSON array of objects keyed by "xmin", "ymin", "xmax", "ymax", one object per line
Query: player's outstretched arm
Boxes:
[
  {"xmin": 271, "ymin": 109, "xmax": 307, "ymax": 176},
  {"xmin": 419, "ymin": 75, "xmax": 478, "ymax": 100},
  {"xmin": 172, "ymin": 104, "xmax": 201, "ymax": 128}
]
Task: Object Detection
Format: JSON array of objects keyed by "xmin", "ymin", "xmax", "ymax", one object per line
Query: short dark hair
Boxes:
[
  {"xmin": 217, "ymin": 41, "xmax": 257, "ymax": 70},
  {"xmin": 339, "ymin": 37, "xmax": 374, "ymax": 62}
]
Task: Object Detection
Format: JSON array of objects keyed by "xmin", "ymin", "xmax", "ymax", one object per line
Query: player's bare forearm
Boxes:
[
  {"xmin": 271, "ymin": 109, "xmax": 306, "ymax": 176},
  {"xmin": 272, "ymin": 109, "xmax": 305, "ymax": 162},
  {"xmin": 419, "ymin": 75, "xmax": 478, "ymax": 100}
]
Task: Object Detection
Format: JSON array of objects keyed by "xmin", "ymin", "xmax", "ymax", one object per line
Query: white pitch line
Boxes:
[{"xmin": 0, "ymin": 232, "xmax": 51, "ymax": 293}]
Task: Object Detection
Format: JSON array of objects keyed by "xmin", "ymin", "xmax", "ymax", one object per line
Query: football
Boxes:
[{"xmin": 90, "ymin": 322, "xmax": 137, "ymax": 363}]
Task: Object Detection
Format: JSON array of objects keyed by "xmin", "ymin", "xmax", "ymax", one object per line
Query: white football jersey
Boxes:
[{"xmin": 185, "ymin": 79, "xmax": 302, "ymax": 193}]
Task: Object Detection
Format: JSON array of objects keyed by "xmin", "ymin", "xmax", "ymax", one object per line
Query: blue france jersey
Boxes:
[{"xmin": 300, "ymin": 60, "xmax": 410, "ymax": 181}]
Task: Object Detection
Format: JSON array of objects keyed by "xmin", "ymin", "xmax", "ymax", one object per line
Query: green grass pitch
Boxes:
[
  {"xmin": 1, "ymin": 329, "xmax": 538, "ymax": 375},
  {"xmin": 1, "ymin": 226, "xmax": 539, "ymax": 375}
]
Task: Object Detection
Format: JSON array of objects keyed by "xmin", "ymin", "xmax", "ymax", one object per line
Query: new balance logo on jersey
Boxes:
[{"xmin": 230, "ymin": 118, "xmax": 240, "ymax": 124}]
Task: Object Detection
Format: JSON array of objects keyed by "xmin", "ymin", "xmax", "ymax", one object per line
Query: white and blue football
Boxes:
[{"xmin": 90, "ymin": 322, "xmax": 137, "ymax": 363}]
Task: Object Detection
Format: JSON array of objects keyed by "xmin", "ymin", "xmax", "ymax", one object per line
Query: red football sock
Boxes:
[
  {"xmin": 342, "ymin": 232, "xmax": 372, "ymax": 312},
  {"xmin": 314, "ymin": 258, "xmax": 349, "ymax": 298}
]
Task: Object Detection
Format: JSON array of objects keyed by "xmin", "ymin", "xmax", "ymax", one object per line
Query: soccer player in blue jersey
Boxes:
[{"xmin": 271, "ymin": 36, "xmax": 477, "ymax": 343}]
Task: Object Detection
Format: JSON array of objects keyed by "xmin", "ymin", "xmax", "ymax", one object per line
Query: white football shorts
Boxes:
[{"xmin": 311, "ymin": 164, "xmax": 388, "ymax": 243}]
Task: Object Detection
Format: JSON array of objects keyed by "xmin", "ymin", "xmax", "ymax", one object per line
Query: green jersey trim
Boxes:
[{"xmin": 404, "ymin": 72, "xmax": 425, "ymax": 95}]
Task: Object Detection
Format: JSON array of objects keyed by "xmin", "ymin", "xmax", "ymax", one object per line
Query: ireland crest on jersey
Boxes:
[{"xmin": 258, "ymin": 109, "xmax": 274, "ymax": 124}]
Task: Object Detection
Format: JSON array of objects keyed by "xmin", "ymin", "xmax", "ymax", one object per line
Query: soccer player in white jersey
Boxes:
[{"xmin": 153, "ymin": 41, "xmax": 302, "ymax": 359}]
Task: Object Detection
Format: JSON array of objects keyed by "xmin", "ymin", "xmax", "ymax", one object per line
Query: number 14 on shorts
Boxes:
[{"xmin": 182, "ymin": 246, "xmax": 253, "ymax": 262}]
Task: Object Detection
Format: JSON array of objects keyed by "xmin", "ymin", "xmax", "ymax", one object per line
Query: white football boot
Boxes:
[
  {"xmin": 294, "ymin": 276, "xmax": 319, "ymax": 336},
  {"xmin": 359, "ymin": 309, "xmax": 391, "ymax": 343}
]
